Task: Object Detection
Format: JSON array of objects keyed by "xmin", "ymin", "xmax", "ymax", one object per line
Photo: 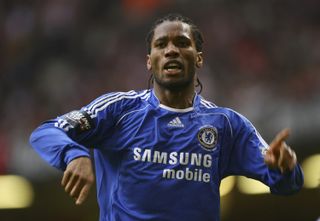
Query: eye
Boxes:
[
  {"xmin": 155, "ymin": 41, "xmax": 166, "ymax": 48},
  {"xmin": 176, "ymin": 39, "xmax": 191, "ymax": 48}
]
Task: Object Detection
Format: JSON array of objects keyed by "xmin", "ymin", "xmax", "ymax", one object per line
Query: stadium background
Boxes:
[{"xmin": 0, "ymin": 0, "xmax": 319, "ymax": 220}]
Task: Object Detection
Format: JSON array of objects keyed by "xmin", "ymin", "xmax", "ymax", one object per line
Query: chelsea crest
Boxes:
[{"xmin": 198, "ymin": 126, "xmax": 218, "ymax": 151}]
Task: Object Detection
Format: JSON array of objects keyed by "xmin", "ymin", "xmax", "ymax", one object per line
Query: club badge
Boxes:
[{"xmin": 198, "ymin": 126, "xmax": 218, "ymax": 151}]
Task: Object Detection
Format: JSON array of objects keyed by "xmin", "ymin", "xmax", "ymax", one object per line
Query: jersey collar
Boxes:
[{"xmin": 148, "ymin": 89, "xmax": 201, "ymax": 113}]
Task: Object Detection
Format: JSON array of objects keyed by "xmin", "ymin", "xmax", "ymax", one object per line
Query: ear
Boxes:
[
  {"xmin": 196, "ymin": 52, "xmax": 203, "ymax": 68},
  {"xmin": 146, "ymin": 55, "xmax": 152, "ymax": 71}
]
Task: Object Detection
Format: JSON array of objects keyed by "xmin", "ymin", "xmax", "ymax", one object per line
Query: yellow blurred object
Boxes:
[
  {"xmin": 220, "ymin": 176, "xmax": 236, "ymax": 197},
  {"xmin": 237, "ymin": 176, "xmax": 270, "ymax": 194},
  {"xmin": 301, "ymin": 154, "xmax": 320, "ymax": 188},
  {"xmin": 0, "ymin": 175, "xmax": 34, "ymax": 209}
]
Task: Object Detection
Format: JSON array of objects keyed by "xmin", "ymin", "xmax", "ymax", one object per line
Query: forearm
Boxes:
[{"xmin": 29, "ymin": 123, "xmax": 90, "ymax": 170}]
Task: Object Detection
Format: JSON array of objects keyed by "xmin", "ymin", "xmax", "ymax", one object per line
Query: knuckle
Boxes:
[
  {"xmin": 75, "ymin": 177, "xmax": 93, "ymax": 186},
  {"xmin": 79, "ymin": 175, "xmax": 89, "ymax": 182}
]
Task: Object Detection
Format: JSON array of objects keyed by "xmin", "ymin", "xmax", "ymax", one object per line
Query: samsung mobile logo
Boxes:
[{"xmin": 133, "ymin": 147, "xmax": 212, "ymax": 183}]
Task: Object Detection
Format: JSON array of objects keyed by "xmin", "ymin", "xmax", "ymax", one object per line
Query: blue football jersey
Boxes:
[{"xmin": 30, "ymin": 89, "xmax": 303, "ymax": 221}]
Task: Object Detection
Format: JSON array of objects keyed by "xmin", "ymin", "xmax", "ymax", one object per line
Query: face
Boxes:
[{"xmin": 147, "ymin": 21, "xmax": 203, "ymax": 91}]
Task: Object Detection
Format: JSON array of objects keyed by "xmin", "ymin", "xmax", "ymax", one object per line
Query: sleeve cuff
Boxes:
[
  {"xmin": 63, "ymin": 144, "xmax": 91, "ymax": 169},
  {"xmin": 270, "ymin": 164, "xmax": 304, "ymax": 195}
]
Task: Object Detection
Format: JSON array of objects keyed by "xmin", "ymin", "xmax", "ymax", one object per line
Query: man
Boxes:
[{"xmin": 30, "ymin": 14, "xmax": 303, "ymax": 221}]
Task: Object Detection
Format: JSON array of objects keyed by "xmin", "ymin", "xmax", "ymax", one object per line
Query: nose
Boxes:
[{"xmin": 165, "ymin": 42, "xmax": 179, "ymax": 58}]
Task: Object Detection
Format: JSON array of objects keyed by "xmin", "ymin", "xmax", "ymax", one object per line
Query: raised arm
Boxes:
[
  {"xmin": 221, "ymin": 112, "xmax": 303, "ymax": 195},
  {"xmin": 264, "ymin": 128, "xmax": 297, "ymax": 173}
]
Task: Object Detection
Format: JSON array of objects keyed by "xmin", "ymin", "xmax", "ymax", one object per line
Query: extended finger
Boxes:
[
  {"xmin": 64, "ymin": 174, "xmax": 79, "ymax": 193},
  {"xmin": 70, "ymin": 179, "xmax": 85, "ymax": 199},
  {"xmin": 61, "ymin": 170, "xmax": 72, "ymax": 187},
  {"xmin": 75, "ymin": 183, "xmax": 91, "ymax": 205},
  {"xmin": 269, "ymin": 128, "xmax": 290, "ymax": 151}
]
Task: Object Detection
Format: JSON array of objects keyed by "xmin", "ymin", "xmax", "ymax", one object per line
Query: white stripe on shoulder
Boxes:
[
  {"xmin": 140, "ymin": 90, "xmax": 151, "ymax": 101},
  {"xmin": 200, "ymin": 98, "xmax": 216, "ymax": 108},
  {"xmin": 88, "ymin": 90, "xmax": 136, "ymax": 112},
  {"xmin": 200, "ymin": 100, "xmax": 211, "ymax": 109},
  {"xmin": 201, "ymin": 98, "xmax": 217, "ymax": 108},
  {"xmin": 55, "ymin": 118, "xmax": 72, "ymax": 132},
  {"xmin": 90, "ymin": 90, "xmax": 149, "ymax": 118}
]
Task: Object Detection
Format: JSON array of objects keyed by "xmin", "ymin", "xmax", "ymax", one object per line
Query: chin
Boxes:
[{"xmin": 157, "ymin": 79, "xmax": 192, "ymax": 91}]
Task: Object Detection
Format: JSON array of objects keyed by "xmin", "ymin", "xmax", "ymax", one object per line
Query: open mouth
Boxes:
[{"xmin": 163, "ymin": 60, "xmax": 183, "ymax": 72}]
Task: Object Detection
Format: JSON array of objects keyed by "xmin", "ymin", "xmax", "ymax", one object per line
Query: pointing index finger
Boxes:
[{"xmin": 269, "ymin": 128, "xmax": 291, "ymax": 150}]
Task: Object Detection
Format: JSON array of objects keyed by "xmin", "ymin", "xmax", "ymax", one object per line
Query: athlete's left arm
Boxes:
[
  {"xmin": 221, "ymin": 113, "xmax": 303, "ymax": 195},
  {"xmin": 263, "ymin": 128, "xmax": 303, "ymax": 194}
]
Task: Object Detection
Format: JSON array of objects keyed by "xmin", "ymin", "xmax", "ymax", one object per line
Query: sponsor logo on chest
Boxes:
[{"xmin": 133, "ymin": 147, "xmax": 212, "ymax": 183}]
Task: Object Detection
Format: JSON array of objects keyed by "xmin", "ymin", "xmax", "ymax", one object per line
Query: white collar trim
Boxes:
[{"xmin": 158, "ymin": 104, "xmax": 194, "ymax": 113}]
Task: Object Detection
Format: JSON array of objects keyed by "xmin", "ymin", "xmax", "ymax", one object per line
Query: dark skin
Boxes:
[
  {"xmin": 61, "ymin": 157, "xmax": 94, "ymax": 205},
  {"xmin": 61, "ymin": 20, "xmax": 297, "ymax": 205},
  {"xmin": 147, "ymin": 21, "xmax": 203, "ymax": 109}
]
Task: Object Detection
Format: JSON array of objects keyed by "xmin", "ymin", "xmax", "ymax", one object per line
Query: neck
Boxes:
[{"xmin": 153, "ymin": 84, "xmax": 195, "ymax": 109}]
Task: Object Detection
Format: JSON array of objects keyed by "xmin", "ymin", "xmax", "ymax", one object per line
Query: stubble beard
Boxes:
[{"xmin": 153, "ymin": 71, "xmax": 195, "ymax": 92}]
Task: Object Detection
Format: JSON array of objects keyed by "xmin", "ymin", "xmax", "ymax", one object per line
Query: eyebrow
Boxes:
[
  {"xmin": 154, "ymin": 34, "xmax": 192, "ymax": 43},
  {"xmin": 153, "ymin": 36, "xmax": 168, "ymax": 43},
  {"xmin": 176, "ymin": 35, "xmax": 192, "ymax": 41}
]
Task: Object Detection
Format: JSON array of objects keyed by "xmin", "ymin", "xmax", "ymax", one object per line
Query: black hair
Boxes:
[{"xmin": 145, "ymin": 13, "xmax": 204, "ymax": 54}]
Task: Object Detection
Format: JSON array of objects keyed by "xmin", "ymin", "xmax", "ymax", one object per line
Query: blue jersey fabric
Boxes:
[{"xmin": 30, "ymin": 89, "xmax": 303, "ymax": 221}]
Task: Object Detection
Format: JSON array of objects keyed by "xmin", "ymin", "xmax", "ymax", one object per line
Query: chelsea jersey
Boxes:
[{"xmin": 30, "ymin": 89, "xmax": 304, "ymax": 221}]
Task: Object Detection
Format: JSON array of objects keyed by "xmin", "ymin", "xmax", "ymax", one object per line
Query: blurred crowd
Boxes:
[{"xmin": 0, "ymin": 0, "xmax": 319, "ymax": 179}]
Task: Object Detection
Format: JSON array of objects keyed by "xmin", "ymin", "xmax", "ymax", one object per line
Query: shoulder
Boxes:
[
  {"xmin": 198, "ymin": 96, "xmax": 235, "ymax": 118},
  {"xmin": 84, "ymin": 90, "xmax": 151, "ymax": 118},
  {"xmin": 198, "ymin": 96, "xmax": 253, "ymax": 130}
]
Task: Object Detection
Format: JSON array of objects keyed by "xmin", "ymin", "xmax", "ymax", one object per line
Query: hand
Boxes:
[
  {"xmin": 264, "ymin": 128, "xmax": 297, "ymax": 173},
  {"xmin": 61, "ymin": 157, "xmax": 95, "ymax": 205}
]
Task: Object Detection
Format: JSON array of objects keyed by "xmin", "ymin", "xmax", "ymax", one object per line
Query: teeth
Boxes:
[
  {"xmin": 164, "ymin": 61, "xmax": 182, "ymax": 70},
  {"xmin": 165, "ymin": 65, "xmax": 181, "ymax": 70},
  {"xmin": 166, "ymin": 68, "xmax": 180, "ymax": 71}
]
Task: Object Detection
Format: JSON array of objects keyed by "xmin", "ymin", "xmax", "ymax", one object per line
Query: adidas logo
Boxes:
[{"xmin": 168, "ymin": 117, "xmax": 184, "ymax": 128}]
